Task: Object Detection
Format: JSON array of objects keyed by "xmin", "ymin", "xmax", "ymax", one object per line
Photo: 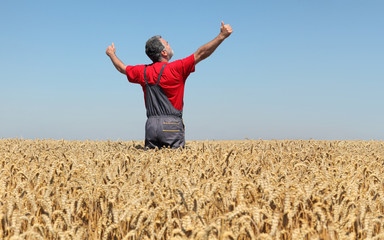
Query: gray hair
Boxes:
[{"xmin": 145, "ymin": 35, "xmax": 166, "ymax": 63}]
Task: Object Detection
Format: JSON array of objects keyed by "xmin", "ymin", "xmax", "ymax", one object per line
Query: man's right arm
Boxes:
[
  {"xmin": 106, "ymin": 43, "xmax": 127, "ymax": 75},
  {"xmin": 194, "ymin": 21, "xmax": 233, "ymax": 65}
]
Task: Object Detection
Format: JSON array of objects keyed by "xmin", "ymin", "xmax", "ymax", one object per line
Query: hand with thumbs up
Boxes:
[
  {"xmin": 106, "ymin": 42, "xmax": 116, "ymax": 57},
  {"xmin": 220, "ymin": 21, "xmax": 233, "ymax": 39}
]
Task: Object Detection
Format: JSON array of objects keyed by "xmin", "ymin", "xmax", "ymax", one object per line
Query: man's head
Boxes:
[{"xmin": 145, "ymin": 36, "xmax": 174, "ymax": 63}]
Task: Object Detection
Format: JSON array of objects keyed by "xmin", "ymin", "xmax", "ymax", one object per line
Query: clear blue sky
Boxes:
[{"xmin": 1, "ymin": 0, "xmax": 383, "ymax": 141}]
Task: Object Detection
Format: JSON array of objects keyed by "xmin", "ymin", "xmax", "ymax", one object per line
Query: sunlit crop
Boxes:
[{"xmin": 1, "ymin": 139, "xmax": 384, "ymax": 239}]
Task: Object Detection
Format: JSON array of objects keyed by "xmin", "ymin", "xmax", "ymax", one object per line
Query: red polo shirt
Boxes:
[{"xmin": 126, "ymin": 54, "xmax": 195, "ymax": 111}]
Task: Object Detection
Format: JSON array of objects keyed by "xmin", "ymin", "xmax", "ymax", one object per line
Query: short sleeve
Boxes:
[
  {"xmin": 180, "ymin": 54, "xmax": 195, "ymax": 80},
  {"xmin": 169, "ymin": 54, "xmax": 195, "ymax": 82},
  {"xmin": 126, "ymin": 65, "xmax": 145, "ymax": 84}
]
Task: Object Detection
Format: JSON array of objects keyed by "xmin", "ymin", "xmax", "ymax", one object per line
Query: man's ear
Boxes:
[{"xmin": 161, "ymin": 50, "xmax": 168, "ymax": 58}]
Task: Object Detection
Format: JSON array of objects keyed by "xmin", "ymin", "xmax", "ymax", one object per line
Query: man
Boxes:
[{"xmin": 106, "ymin": 21, "xmax": 233, "ymax": 149}]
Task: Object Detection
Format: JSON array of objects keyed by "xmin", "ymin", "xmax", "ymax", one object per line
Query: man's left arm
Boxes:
[
  {"xmin": 194, "ymin": 21, "xmax": 233, "ymax": 65},
  {"xmin": 106, "ymin": 43, "xmax": 127, "ymax": 75}
]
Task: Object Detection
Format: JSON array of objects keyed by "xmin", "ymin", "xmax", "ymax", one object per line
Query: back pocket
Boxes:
[{"xmin": 162, "ymin": 120, "xmax": 183, "ymax": 132}]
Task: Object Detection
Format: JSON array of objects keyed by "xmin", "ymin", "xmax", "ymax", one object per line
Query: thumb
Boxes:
[
  {"xmin": 112, "ymin": 42, "xmax": 115, "ymax": 48},
  {"xmin": 221, "ymin": 21, "xmax": 224, "ymax": 27}
]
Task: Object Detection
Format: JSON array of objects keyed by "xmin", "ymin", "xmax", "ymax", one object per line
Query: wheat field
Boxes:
[{"xmin": 1, "ymin": 139, "xmax": 384, "ymax": 239}]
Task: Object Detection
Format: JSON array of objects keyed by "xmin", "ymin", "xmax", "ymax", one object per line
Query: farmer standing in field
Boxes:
[{"xmin": 106, "ymin": 21, "xmax": 233, "ymax": 149}]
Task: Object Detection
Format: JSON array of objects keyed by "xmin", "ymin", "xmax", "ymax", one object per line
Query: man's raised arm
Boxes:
[
  {"xmin": 194, "ymin": 21, "xmax": 233, "ymax": 65},
  {"xmin": 106, "ymin": 43, "xmax": 127, "ymax": 75}
]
